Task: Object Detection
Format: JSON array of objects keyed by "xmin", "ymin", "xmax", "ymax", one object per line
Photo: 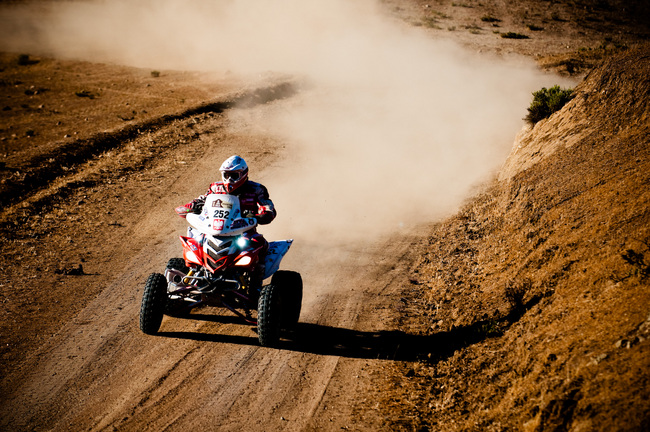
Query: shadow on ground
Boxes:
[{"xmin": 157, "ymin": 296, "xmax": 540, "ymax": 361}]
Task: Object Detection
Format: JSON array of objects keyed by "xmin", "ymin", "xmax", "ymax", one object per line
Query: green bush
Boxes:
[{"xmin": 525, "ymin": 85, "xmax": 574, "ymax": 125}]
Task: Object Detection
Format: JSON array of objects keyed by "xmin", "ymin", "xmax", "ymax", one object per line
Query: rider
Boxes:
[{"xmin": 177, "ymin": 155, "xmax": 276, "ymax": 290}]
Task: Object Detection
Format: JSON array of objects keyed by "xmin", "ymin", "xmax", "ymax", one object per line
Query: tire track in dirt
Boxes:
[{"xmin": 2, "ymin": 238, "xmax": 400, "ymax": 431}]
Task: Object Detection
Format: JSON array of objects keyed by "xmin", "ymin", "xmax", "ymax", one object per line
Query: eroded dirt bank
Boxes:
[{"xmin": 386, "ymin": 45, "xmax": 650, "ymax": 431}]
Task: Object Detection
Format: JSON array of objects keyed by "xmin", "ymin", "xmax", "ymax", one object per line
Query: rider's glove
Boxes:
[
  {"xmin": 256, "ymin": 209, "xmax": 274, "ymax": 225},
  {"xmin": 175, "ymin": 203, "xmax": 195, "ymax": 218}
]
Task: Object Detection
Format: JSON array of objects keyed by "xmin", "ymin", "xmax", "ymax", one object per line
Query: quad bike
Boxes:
[{"xmin": 139, "ymin": 193, "xmax": 302, "ymax": 347}]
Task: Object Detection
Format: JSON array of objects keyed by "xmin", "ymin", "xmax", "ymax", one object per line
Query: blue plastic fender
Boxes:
[{"xmin": 263, "ymin": 240, "xmax": 293, "ymax": 279}]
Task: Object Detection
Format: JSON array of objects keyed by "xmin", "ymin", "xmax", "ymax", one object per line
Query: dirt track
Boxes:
[
  {"xmin": 0, "ymin": 78, "xmax": 430, "ymax": 430},
  {"xmin": 2, "ymin": 85, "xmax": 376, "ymax": 430},
  {"xmin": 1, "ymin": 0, "xmax": 650, "ymax": 431}
]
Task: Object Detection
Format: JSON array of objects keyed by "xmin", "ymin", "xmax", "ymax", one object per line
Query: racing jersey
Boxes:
[{"xmin": 190, "ymin": 180, "xmax": 276, "ymax": 225}]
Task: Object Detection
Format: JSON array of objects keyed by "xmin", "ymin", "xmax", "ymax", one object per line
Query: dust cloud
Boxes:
[{"xmin": 1, "ymin": 0, "xmax": 565, "ymax": 243}]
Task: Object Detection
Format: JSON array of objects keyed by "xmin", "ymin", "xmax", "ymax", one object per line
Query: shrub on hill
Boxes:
[{"xmin": 525, "ymin": 85, "xmax": 574, "ymax": 124}]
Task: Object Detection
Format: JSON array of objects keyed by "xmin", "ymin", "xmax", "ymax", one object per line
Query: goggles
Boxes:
[{"xmin": 222, "ymin": 171, "xmax": 241, "ymax": 181}]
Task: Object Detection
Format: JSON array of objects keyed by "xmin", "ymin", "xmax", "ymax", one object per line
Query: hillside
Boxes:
[{"xmin": 386, "ymin": 45, "xmax": 650, "ymax": 431}]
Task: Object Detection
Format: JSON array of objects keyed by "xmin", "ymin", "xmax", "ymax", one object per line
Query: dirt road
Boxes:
[{"xmin": 0, "ymin": 82, "xmax": 426, "ymax": 431}]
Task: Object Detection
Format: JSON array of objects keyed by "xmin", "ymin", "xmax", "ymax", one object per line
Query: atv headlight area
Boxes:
[
  {"xmin": 183, "ymin": 249, "xmax": 201, "ymax": 266},
  {"xmin": 234, "ymin": 255, "xmax": 253, "ymax": 266},
  {"xmin": 233, "ymin": 236, "xmax": 253, "ymax": 266},
  {"xmin": 236, "ymin": 236, "xmax": 248, "ymax": 248}
]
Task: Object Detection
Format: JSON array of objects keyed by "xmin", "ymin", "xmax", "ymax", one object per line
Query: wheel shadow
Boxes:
[
  {"xmin": 283, "ymin": 320, "xmax": 501, "ymax": 361},
  {"xmin": 156, "ymin": 321, "xmax": 491, "ymax": 362},
  {"xmin": 157, "ymin": 296, "xmax": 543, "ymax": 362}
]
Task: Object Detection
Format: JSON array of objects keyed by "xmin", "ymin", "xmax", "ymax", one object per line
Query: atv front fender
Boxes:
[{"xmin": 263, "ymin": 240, "xmax": 293, "ymax": 279}]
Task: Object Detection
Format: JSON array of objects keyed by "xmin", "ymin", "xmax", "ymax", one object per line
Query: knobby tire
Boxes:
[
  {"xmin": 140, "ymin": 273, "xmax": 167, "ymax": 335},
  {"xmin": 257, "ymin": 284, "xmax": 281, "ymax": 347}
]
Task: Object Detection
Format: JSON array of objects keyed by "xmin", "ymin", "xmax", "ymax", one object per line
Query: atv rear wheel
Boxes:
[
  {"xmin": 166, "ymin": 257, "xmax": 188, "ymax": 273},
  {"xmin": 164, "ymin": 258, "xmax": 192, "ymax": 316},
  {"xmin": 140, "ymin": 272, "xmax": 168, "ymax": 335}
]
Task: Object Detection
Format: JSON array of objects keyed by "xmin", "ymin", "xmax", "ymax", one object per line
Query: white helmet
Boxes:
[{"xmin": 220, "ymin": 155, "xmax": 248, "ymax": 193}]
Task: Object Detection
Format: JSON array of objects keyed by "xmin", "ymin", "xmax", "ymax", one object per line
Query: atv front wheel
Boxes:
[
  {"xmin": 257, "ymin": 271, "xmax": 303, "ymax": 347},
  {"xmin": 271, "ymin": 270, "xmax": 303, "ymax": 329},
  {"xmin": 257, "ymin": 284, "xmax": 282, "ymax": 347},
  {"xmin": 140, "ymin": 272, "xmax": 167, "ymax": 335}
]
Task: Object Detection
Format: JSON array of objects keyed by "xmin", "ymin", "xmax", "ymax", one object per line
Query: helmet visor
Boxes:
[{"xmin": 222, "ymin": 171, "xmax": 241, "ymax": 182}]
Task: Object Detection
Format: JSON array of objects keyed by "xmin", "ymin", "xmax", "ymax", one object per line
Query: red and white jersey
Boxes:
[{"xmin": 191, "ymin": 180, "xmax": 276, "ymax": 225}]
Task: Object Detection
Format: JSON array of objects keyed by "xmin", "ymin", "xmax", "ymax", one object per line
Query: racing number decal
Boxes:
[{"xmin": 213, "ymin": 209, "xmax": 230, "ymax": 219}]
